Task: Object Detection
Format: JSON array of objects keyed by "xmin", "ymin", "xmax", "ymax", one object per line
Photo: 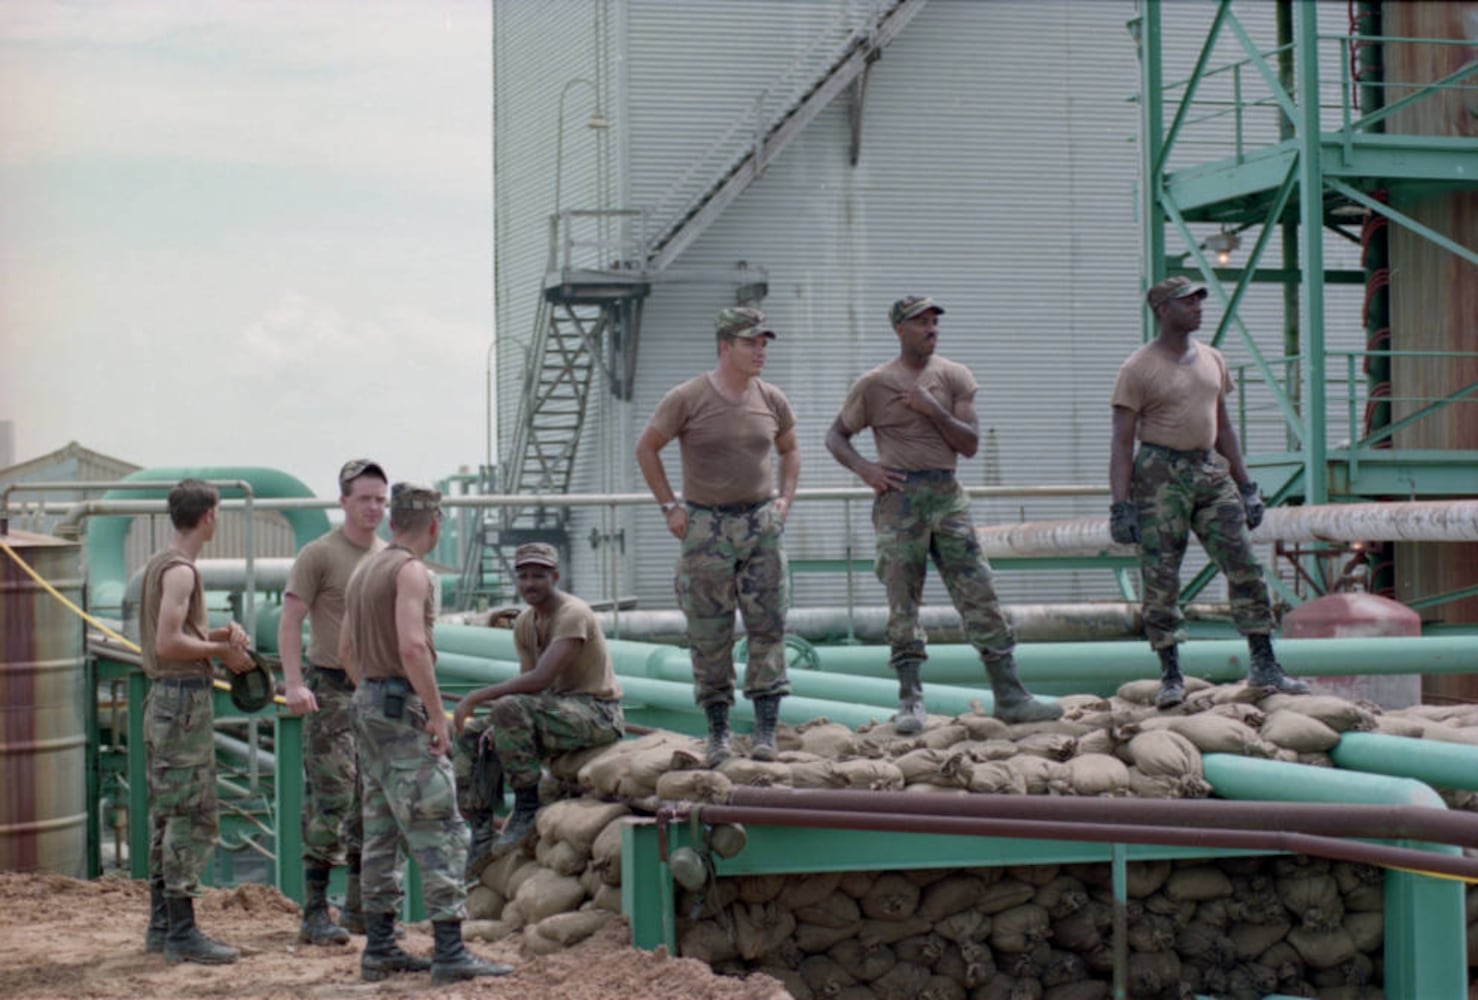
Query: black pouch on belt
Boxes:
[{"xmin": 382, "ymin": 677, "xmax": 409, "ymax": 719}]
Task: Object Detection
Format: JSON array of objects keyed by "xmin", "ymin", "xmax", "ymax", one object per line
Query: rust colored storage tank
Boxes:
[
  {"xmin": 1381, "ymin": 1, "xmax": 1478, "ymax": 705},
  {"xmin": 0, "ymin": 530, "xmax": 87, "ymax": 876},
  {"xmin": 1283, "ymin": 592, "xmax": 1422, "ymax": 708}
]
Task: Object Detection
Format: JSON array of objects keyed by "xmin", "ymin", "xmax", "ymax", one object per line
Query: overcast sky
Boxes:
[{"xmin": 0, "ymin": 1, "xmax": 494, "ymax": 498}]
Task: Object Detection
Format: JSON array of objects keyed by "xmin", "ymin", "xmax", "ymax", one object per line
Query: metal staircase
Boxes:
[{"xmin": 459, "ymin": 0, "xmax": 930, "ymax": 607}]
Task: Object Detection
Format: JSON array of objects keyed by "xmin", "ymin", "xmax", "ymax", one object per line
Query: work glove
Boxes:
[
  {"xmin": 1239, "ymin": 481, "xmax": 1265, "ymax": 530},
  {"xmin": 1109, "ymin": 501, "xmax": 1140, "ymax": 545}
]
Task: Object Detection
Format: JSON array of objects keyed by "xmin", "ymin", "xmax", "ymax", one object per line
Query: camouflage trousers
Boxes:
[
  {"xmin": 145, "ymin": 678, "xmax": 219, "ymax": 898},
  {"xmin": 351, "ymin": 680, "xmax": 466, "ymax": 923},
  {"xmin": 676, "ymin": 500, "xmax": 791, "ymax": 707},
  {"xmin": 455, "ymin": 694, "xmax": 623, "ymax": 807},
  {"xmin": 300, "ymin": 665, "xmax": 361, "ymax": 867},
  {"xmin": 1132, "ymin": 443, "xmax": 1273, "ymax": 649},
  {"xmin": 873, "ymin": 474, "xmax": 1014, "ymax": 675}
]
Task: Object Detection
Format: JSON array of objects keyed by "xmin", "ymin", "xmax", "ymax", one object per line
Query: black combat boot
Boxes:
[
  {"xmin": 359, "ymin": 911, "xmax": 431, "ymax": 982},
  {"xmin": 163, "ymin": 896, "xmax": 238, "ymax": 965},
  {"xmin": 429, "ymin": 920, "xmax": 514, "ymax": 984},
  {"xmin": 464, "ymin": 809, "xmax": 497, "ymax": 885},
  {"xmin": 1155, "ymin": 646, "xmax": 1186, "ymax": 709},
  {"xmin": 704, "ymin": 702, "xmax": 732, "ymax": 768},
  {"xmin": 750, "ymin": 694, "xmax": 782, "ymax": 762},
  {"xmin": 144, "ymin": 878, "xmax": 168, "ymax": 953},
  {"xmin": 1246, "ymin": 633, "xmax": 1311, "ymax": 694},
  {"xmin": 299, "ymin": 864, "xmax": 350, "ymax": 945},
  {"xmin": 984, "ymin": 652, "xmax": 1063, "ymax": 723},
  {"xmin": 483, "ymin": 784, "xmax": 540, "ymax": 867},
  {"xmin": 893, "ymin": 661, "xmax": 926, "ymax": 734}
]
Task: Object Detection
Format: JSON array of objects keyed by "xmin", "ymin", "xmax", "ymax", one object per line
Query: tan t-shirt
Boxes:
[
  {"xmin": 343, "ymin": 545, "xmax": 436, "ymax": 681},
  {"xmin": 1111, "ymin": 339, "xmax": 1232, "ymax": 452},
  {"xmin": 837, "ymin": 355, "xmax": 978, "ymax": 470},
  {"xmin": 644, "ymin": 373, "xmax": 796, "ymax": 505},
  {"xmin": 286, "ymin": 527, "xmax": 387, "ymax": 670},
  {"xmin": 139, "ymin": 548, "xmax": 211, "ymax": 680},
  {"xmin": 512, "ymin": 593, "xmax": 622, "ymax": 701}
]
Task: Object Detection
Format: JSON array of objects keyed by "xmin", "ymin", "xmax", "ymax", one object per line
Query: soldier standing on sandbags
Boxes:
[
  {"xmin": 826, "ymin": 296, "xmax": 1061, "ymax": 733},
  {"xmin": 1109, "ymin": 276, "xmax": 1310, "ymax": 709},
  {"xmin": 452, "ymin": 542, "xmax": 625, "ymax": 884},
  {"xmin": 341, "ymin": 483, "xmax": 512, "ymax": 985},
  {"xmin": 277, "ymin": 458, "xmax": 387, "ymax": 944},
  {"xmin": 139, "ymin": 479, "xmax": 256, "ymax": 964},
  {"xmin": 635, "ymin": 306, "xmax": 801, "ymax": 768}
]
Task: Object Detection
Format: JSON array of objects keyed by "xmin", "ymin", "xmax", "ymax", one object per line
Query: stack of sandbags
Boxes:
[
  {"xmin": 463, "ymin": 799, "xmax": 631, "ymax": 953},
  {"xmin": 674, "ymin": 855, "xmax": 1394, "ymax": 999}
]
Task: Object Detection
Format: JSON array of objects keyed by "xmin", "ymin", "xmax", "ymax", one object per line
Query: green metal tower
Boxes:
[{"xmin": 1134, "ymin": 0, "xmax": 1478, "ymax": 612}]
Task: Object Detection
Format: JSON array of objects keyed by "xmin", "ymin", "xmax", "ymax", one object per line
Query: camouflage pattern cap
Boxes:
[
  {"xmin": 890, "ymin": 296, "xmax": 945, "ymax": 326},
  {"xmin": 715, "ymin": 306, "xmax": 777, "ymax": 340},
  {"xmin": 390, "ymin": 482, "xmax": 442, "ymax": 514},
  {"xmin": 338, "ymin": 458, "xmax": 386, "ymax": 492},
  {"xmin": 513, "ymin": 542, "xmax": 559, "ymax": 569},
  {"xmin": 1146, "ymin": 276, "xmax": 1208, "ymax": 310}
]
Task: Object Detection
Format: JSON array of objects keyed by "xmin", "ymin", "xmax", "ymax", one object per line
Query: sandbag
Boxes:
[
  {"xmin": 894, "ymin": 748, "xmax": 956, "ymax": 785},
  {"xmin": 827, "ymin": 937, "xmax": 898, "ymax": 983},
  {"xmin": 871, "ymin": 959, "xmax": 930, "ymax": 1000},
  {"xmin": 1287, "ymin": 924, "xmax": 1357, "ymax": 970},
  {"xmin": 795, "ymin": 891, "xmax": 863, "ymax": 929},
  {"xmin": 588, "ymin": 814, "xmax": 626, "ymax": 886},
  {"xmin": 1014, "ymin": 732, "xmax": 1078, "ymax": 761},
  {"xmin": 528, "ymin": 908, "xmax": 611, "ymax": 949},
  {"xmin": 717, "ymin": 757, "xmax": 794, "ymax": 787},
  {"xmin": 1261, "ymin": 710, "xmax": 1341, "ymax": 753},
  {"xmin": 832, "ymin": 759, "xmax": 906, "ymax": 791},
  {"xmin": 798, "ymin": 721, "xmax": 860, "ymax": 758},
  {"xmin": 679, "ymin": 919, "xmax": 738, "ymax": 963},
  {"xmin": 916, "ymin": 723, "xmax": 970, "ymax": 750},
  {"xmin": 1342, "ymin": 910, "xmax": 1383, "ymax": 953},
  {"xmin": 655, "ymin": 768, "xmax": 734, "ymax": 802},
  {"xmin": 535, "ymin": 838, "xmax": 587, "ymax": 877},
  {"xmin": 1066, "ymin": 754, "xmax": 1130, "ymax": 796},
  {"xmin": 787, "ymin": 758, "xmax": 848, "ymax": 789},
  {"xmin": 799, "ymin": 954, "xmax": 858, "ymax": 995},
  {"xmin": 513, "ymin": 867, "xmax": 587, "ymax": 924},
  {"xmin": 1276, "ymin": 873, "xmax": 1343, "ymax": 929},
  {"xmin": 860, "ymin": 873, "xmax": 921, "ymax": 921},
  {"xmin": 482, "ymin": 850, "xmax": 534, "ymax": 896},
  {"xmin": 463, "ymin": 918, "xmax": 517, "ymax": 942},
  {"xmin": 732, "ymin": 900, "xmax": 797, "ymax": 960},
  {"xmin": 1165, "ymin": 865, "xmax": 1234, "ymax": 902},
  {"xmin": 989, "ymin": 903, "xmax": 1051, "ymax": 953},
  {"xmin": 1009, "ymin": 755, "xmax": 1074, "ymax": 795},
  {"xmin": 1167, "ymin": 713, "xmax": 1272, "ymax": 756},
  {"xmin": 955, "ymin": 713, "xmax": 1012, "ymax": 741},
  {"xmin": 917, "ymin": 873, "xmax": 987, "ymax": 922},
  {"xmin": 779, "ymin": 872, "xmax": 846, "ymax": 911},
  {"xmin": 1123, "ymin": 730, "xmax": 1202, "ymax": 778},
  {"xmin": 1259, "ymin": 694, "xmax": 1375, "ymax": 733},
  {"xmin": 466, "ymin": 884, "xmax": 505, "ymax": 921},
  {"xmin": 968, "ymin": 761, "xmax": 1029, "ymax": 795},
  {"xmin": 795, "ymin": 921, "xmax": 863, "ymax": 954}
]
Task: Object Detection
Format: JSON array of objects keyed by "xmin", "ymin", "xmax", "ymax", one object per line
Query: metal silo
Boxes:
[{"xmin": 0, "ymin": 530, "xmax": 87, "ymax": 876}]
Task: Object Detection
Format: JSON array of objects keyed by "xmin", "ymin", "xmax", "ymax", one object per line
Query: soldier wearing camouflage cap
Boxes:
[
  {"xmin": 826, "ymin": 297, "xmax": 1060, "ymax": 731},
  {"xmin": 277, "ymin": 458, "xmax": 388, "ymax": 945},
  {"xmin": 635, "ymin": 305, "xmax": 800, "ymax": 768},
  {"xmin": 1111, "ymin": 277, "xmax": 1308, "ymax": 708},
  {"xmin": 341, "ymin": 483, "xmax": 512, "ymax": 984},
  {"xmin": 452, "ymin": 542, "xmax": 623, "ymax": 882}
]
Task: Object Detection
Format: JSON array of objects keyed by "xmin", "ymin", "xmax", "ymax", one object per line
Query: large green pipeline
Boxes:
[
  {"xmin": 433, "ymin": 624, "xmax": 1018, "ymax": 717},
  {"xmin": 1332, "ymin": 732, "xmax": 1478, "ymax": 793},
  {"xmin": 433, "ymin": 650, "xmax": 892, "ymax": 730},
  {"xmin": 1202, "ymin": 752, "xmax": 1448, "ymax": 809},
  {"xmin": 87, "ymin": 466, "xmax": 327, "ymax": 613},
  {"xmin": 803, "ymin": 635, "xmax": 1478, "ymax": 687}
]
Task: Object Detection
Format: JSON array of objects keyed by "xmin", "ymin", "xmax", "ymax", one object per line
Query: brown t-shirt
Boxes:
[
  {"xmin": 644, "ymin": 373, "xmax": 796, "ymax": 505},
  {"xmin": 837, "ymin": 355, "xmax": 978, "ymax": 470},
  {"xmin": 1111, "ymin": 339, "xmax": 1232, "ymax": 452},
  {"xmin": 343, "ymin": 545, "xmax": 436, "ymax": 681},
  {"xmin": 512, "ymin": 593, "xmax": 622, "ymax": 701},
  {"xmin": 139, "ymin": 548, "xmax": 211, "ymax": 680},
  {"xmin": 286, "ymin": 527, "xmax": 386, "ymax": 670}
]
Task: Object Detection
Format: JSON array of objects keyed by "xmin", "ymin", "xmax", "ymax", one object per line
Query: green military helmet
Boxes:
[
  {"xmin": 667, "ymin": 846, "xmax": 709, "ymax": 892},
  {"xmin": 230, "ymin": 652, "xmax": 277, "ymax": 714}
]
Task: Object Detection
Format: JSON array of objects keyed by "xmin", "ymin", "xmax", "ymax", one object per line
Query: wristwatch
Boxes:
[{"xmin": 660, "ymin": 500, "xmax": 680, "ymax": 515}]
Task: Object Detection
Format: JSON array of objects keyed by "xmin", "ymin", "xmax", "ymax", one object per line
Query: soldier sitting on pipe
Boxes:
[{"xmin": 453, "ymin": 543, "xmax": 625, "ymax": 884}]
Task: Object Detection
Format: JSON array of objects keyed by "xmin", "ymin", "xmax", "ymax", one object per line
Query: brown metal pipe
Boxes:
[
  {"xmin": 725, "ymin": 787, "xmax": 1478, "ymax": 850},
  {"xmin": 692, "ymin": 804, "xmax": 1478, "ymax": 882}
]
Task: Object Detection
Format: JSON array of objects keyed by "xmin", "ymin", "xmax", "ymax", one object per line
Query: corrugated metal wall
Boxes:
[{"xmin": 494, "ymin": 0, "xmax": 1368, "ymax": 612}]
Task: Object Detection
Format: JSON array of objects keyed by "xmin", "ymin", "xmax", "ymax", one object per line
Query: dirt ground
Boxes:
[{"xmin": 0, "ymin": 872, "xmax": 789, "ymax": 1000}]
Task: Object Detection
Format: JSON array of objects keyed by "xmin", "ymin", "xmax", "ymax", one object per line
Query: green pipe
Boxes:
[
  {"xmin": 87, "ymin": 466, "xmax": 327, "ymax": 613},
  {"xmin": 805, "ymin": 635, "xmax": 1478, "ymax": 685},
  {"xmin": 1332, "ymin": 732, "xmax": 1478, "ymax": 793},
  {"xmin": 433, "ymin": 624, "xmax": 1018, "ymax": 716},
  {"xmin": 433, "ymin": 651, "xmax": 892, "ymax": 730},
  {"xmin": 1203, "ymin": 753, "xmax": 1447, "ymax": 809}
]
